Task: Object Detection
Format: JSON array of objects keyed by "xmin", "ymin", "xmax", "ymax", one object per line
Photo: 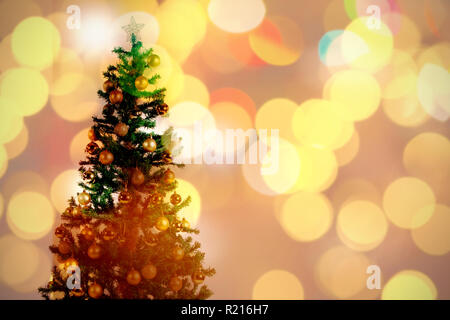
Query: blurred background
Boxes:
[{"xmin": 0, "ymin": 0, "xmax": 449, "ymax": 299}]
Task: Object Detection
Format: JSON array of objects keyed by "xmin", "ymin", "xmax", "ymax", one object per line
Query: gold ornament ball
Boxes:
[
  {"xmin": 114, "ymin": 122, "xmax": 129, "ymax": 137},
  {"xmin": 81, "ymin": 227, "xmax": 95, "ymax": 241},
  {"xmin": 58, "ymin": 240, "xmax": 72, "ymax": 255},
  {"xmin": 83, "ymin": 170, "xmax": 95, "ymax": 183},
  {"xmin": 192, "ymin": 271, "xmax": 205, "ymax": 285},
  {"xmin": 172, "ymin": 220, "xmax": 183, "ymax": 232},
  {"xmin": 181, "ymin": 218, "xmax": 190, "ymax": 230},
  {"xmin": 85, "ymin": 141, "xmax": 100, "ymax": 155},
  {"xmin": 155, "ymin": 216, "xmax": 169, "ymax": 231},
  {"xmin": 63, "ymin": 207, "xmax": 73, "ymax": 216},
  {"xmin": 55, "ymin": 226, "xmax": 65, "ymax": 238},
  {"xmin": 118, "ymin": 191, "xmax": 132, "ymax": 204},
  {"xmin": 64, "ymin": 258, "xmax": 78, "ymax": 269},
  {"xmin": 142, "ymin": 138, "xmax": 157, "ymax": 152},
  {"xmin": 131, "ymin": 168, "xmax": 145, "ymax": 186},
  {"xmin": 135, "ymin": 75, "xmax": 148, "ymax": 91},
  {"xmin": 151, "ymin": 192, "xmax": 163, "ymax": 205},
  {"xmin": 72, "ymin": 206, "xmax": 82, "ymax": 217},
  {"xmin": 126, "ymin": 268, "xmax": 142, "ymax": 286},
  {"xmin": 103, "ymin": 80, "xmax": 114, "ymax": 92},
  {"xmin": 109, "ymin": 89, "xmax": 123, "ymax": 104},
  {"xmin": 99, "ymin": 150, "xmax": 114, "ymax": 165},
  {"xmin": 169, "ymin": 276, "xmax": 183, "ymax": 292},
  {"xmin": 88, "ymin": 283, "xmax": 103, "ymax": 299},
  {"xmin": 147, "ymin": 54, "xmax": 160, "ymax": 67},
  {"xmin": 102, "ymin": 226, "xmax": 117, "ymax": 241},
  {"xmin": 87, "ymin": 243, "xmax": 102, "ymax": 259},
  {"xmin": 88, "ymin": 128, "xmax": 97, "ymax": 141},
  {"xmin": 145, "ymin": 233, "xmax": 158, "ymax": 247},
  {"xmin": 141, "ymin": 264, "xmax": 157, "ymax": 280},
  {"xmin": 163, "ymin": 169, "xmax": 175, "ymax": 184},
  {"xmin": 78, "ymin": 192, "xmax": 91, "ymax": 206},
  {"xmin": 172, "ymin": 246, "xmax": 185, "ymax": 261},
  {"xmin": 170, "ymin": 193, "xmax": 182, "ymax": 205}
]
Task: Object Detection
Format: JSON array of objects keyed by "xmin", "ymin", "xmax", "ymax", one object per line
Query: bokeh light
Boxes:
[
  {"xmin": 0, "ymin": 96, "xmax": 23, "ymax": 144},
  {"xmin": 280, "ymin": 192, "xmax": 333, "ymax": 242},
  {"xmin": 331, "ymin": 178, "xmax": 381, "ymax": 210},
  {"xmin": 156, "ymin": 0, "xmax": 207, "ymax": 62},
  {"xmin": 292, "ymin": 99, "xmax": 346, "ymax": 150},
  {"xmin": 50, "ymin": 170, "xmax": 83, "ymax": 213},
  {"xmin": 417, "ymin": 63, "xmax": 450, "ymax": 122},
  {"xmin": 255, "ymin": 98, "xmax": 298, "ymax": 142},
  {"xmin": 261, "ymin": 139, "xmax": 301, "ymax": 195},
  {"xmin": 334, "ymin": 129, "xmax": 360, "ymax": 166},
  {"xmin": 210, "ymin": 87, "xmax": 256, "ymax": 121},
  {"xmin": 324, "ymin": 69, "xmax": 381, "ymax": 122},
  {"xmin": 382, "ymin": 270, "xmax": 437, "ymax": 300},
  {"xmin": 1, "ymin": 170, "xmax": 48, "ymax": 199},
  {"xmin": 42, "ymin": 47, "xmax": 84, "ymax": 97},
  {"xmin": 315, "ymin": 246, "xmax": 375, "ymax": 299},
  {"xmin": 291, "ymin": 146, "xmax": 338, "ymax": 193},
  {"xmin": 382, "ymin": 177, "xmax": 436, "ymax": 229},
  {"xmin": 4, "ymin": 123, "xmax": 28, "ymax": 159},
  {"xmin": 342, "ymin": 17, "xmax": 393, "ymax": 73},
  {"xmin": 0, "ymin": 192, "xmax": 4, "ymax": 220},
  {"xmin": 167, "ymin": 74, "xmax": 210, "ymax": 107},
  {"xmin": 337, "ymin": 201, "xmax": 388, "ymax": 251},
  {"xmin": 208, "ymin": 0, "xmax": 265, "ymax": 34},
  {"xmin": 0, "ymin": 67, "xmax": 49, "ymax": 116},
  {"xmin": 382, "ymin": 92, "xmax": 429, "ymax": 127},
  {"xmin": 0, "ymin": 234, "xmax": 40, "ymax": 287},
  {"xmin": 252, "ymin": 270, "xmax": 304, "ymax": 300},
  {"xmin": 411, "ymin": 204, "xmax": 450, "ymax": 256},
  {"xmin": 249, "ymin": 16, "xmax": 304, "ymax": 66},
  {"xmin": 11, "ymin": 16, "xmax": 60, "ymax": 69},
  {"xmin": 50, "ymin": 74, "xmax": 99, "ymax": 122},
  {"xmin": 6, "ymin": 191, "xmax": 54, "ymax": 240},
  {"xmin": 403, "ymin": 132, "xmax": 450, "ymax": 200}
]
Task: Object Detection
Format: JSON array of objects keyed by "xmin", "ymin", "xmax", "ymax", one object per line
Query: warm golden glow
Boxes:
[
  {"xmin": 50, "ymin": 170, "xmax": 83, "ymax": 213},
  {"xmin": 382, "ymin": 270, "xmax": 437, "ymax": 300},
  {"xmin": 383, "ymin": 177, "xmax": 436, "ymax": 229},
  {"xmin": 280, "ymin": 192, "xmax": 333, "ymax": 242},
  {"xmin": 252, "ymin": 270, "xmax": 304, "ymax": 300},
  {"xmin": 7, "ymin": 191, "xmax": 54, "ymax": 240},
  {"xmin": 337, "ymin": 201, "xmax": 388, "ymax": 251}
]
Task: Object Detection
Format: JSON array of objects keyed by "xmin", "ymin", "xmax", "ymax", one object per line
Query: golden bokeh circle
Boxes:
[
  {"xmin": 0, "ymin": 234, "xmax": 40, "ymax": 287},
  {"xmin": 0, "ymin": 96, "xmax": 23, "ymax": 144},
  {"xmin": 255, "ymin": 98, "xmax": 298, "ymax": 143},
  {"xmin": 324, "ymin": 69, "xmax": 381, "ymax": 122},
  {"xmin": 292, "ymin": 99, "xmax": 345, "ymax": 149},
  {"xmin": 403, "ymin": 132, "xmax": 450, "ymax": 199},
  {"xmin": 280, "ymin": 192, "xmax": 333, "ymax": 242},
  {"xmin": 335, "ymin": 129, "xmax": 360, "ymax": 167},
  {"xmin": 342, "ymin": 17, "xmax": 393, "ymax": 73},
  {"xmin": 382, "ymin": 177, "xmax": 436, "ymax": 229},
  {"xmin": 252, "ymin": 270, "xmax": 304, "ymax": 300},
  {"xmin": 208, "ymin": 0, "xmax": 266, "ymax": 33},
  {"xmin": 249, "ymin": 16, "xmax": 304, "ymax": 66},
  {"xmin": 315, "ymin": 246, "xmax": 374, "ymax": 299},
  {"xmin": 4, "ymin": 123, "xmax": 28, "ymax": 159},
  {"xmin": 11, "ymin": 16, "xmax": 60, "ymax": 69},
  {"xmin": 337, "ymin": 201, "xmax": 388, "ymax": 251},
  {"xmin": 382, "ymin": 270, "xmax": 437, "ymax": 300},
  {"xmin": 7, "ymin": 191, "xmax": 54, "ymax": 240},
  {"xmin": 0, "ymin": 67, "xmax": 49, "ymax": 116},
  {"xmin": 411, "ymin": 204, "xmax": 450, "ymax": 256}
]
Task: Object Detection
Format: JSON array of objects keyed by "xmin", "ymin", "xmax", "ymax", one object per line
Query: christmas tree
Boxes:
[{"xmin": 38, "ymin": 33, "xmax": 215, "ymax": 299}]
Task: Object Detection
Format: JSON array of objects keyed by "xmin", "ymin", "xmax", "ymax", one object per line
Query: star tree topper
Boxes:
[{"xmin": 122, "ymin": 16, "xmax": 145, "ymax": 41}]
